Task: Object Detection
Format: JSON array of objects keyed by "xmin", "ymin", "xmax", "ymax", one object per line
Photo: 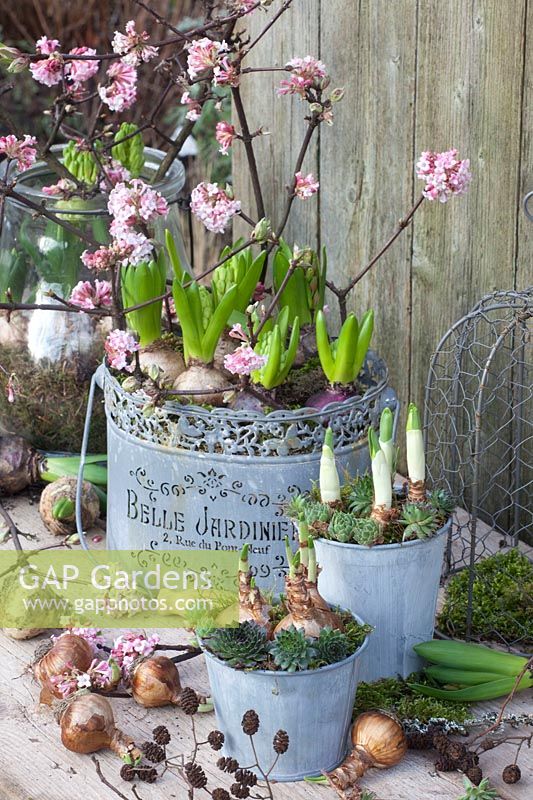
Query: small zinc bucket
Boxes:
[
  {"xmin": 201, "ymin": 625, "xmax": 369, "ymax": 782},
  {"xmin": 314, "ymin": 521, "xmax": 450, "ymax": 682}
]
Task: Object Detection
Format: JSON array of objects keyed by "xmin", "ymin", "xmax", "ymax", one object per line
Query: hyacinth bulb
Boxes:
[
  {"xmin": 59, "ymin": 692, "xmax": 142, "ymax": 761},
  {"xmin": 323, "ymin": 711, "xmax": 407, "ymax": 793},
  {"xmin": 34, "ymin": 634, "xmax": 94, "ymax": 703}
]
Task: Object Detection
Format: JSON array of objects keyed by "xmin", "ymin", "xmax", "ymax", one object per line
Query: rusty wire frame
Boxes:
[{"xmin": 424, "ymin": 287, "xmax": 532, "ymax": 651}]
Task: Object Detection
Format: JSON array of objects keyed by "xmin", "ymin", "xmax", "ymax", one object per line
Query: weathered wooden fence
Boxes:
[{"xmin": 234, "ymin": 0, "xmax": 532, "ymax": 446}]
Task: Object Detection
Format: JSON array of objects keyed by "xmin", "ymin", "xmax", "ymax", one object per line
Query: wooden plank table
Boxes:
[{"xmin": 0, "ymin": 494, "xmax": 530, "ymax": 800}]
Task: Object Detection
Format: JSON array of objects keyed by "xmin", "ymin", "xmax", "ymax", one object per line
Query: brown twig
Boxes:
[
  {"xmin": 326, "ymin": 195, "xmax": 425, "ymax": 321},
  {"xmin": 0, "ymin": 500, "xmax": 24, "ymax": 552},
  {"xmin": 470, "ymin": 657, "xmax": 533, "ymax": 743},
  {"xmin": 232, "ymin": 85, "xmax": 265, "ymax": 222},
  {"xmin": 92, "ymin": 756, "xmax": 139, "ymax": 800}
]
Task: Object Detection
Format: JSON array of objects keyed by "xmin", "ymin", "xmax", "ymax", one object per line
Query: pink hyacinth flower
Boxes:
[
  {"xmin": 0, "ymin": 134, "xmax": 37, "ymax": 172},
  {"xmin": 224, "ymin": 344, "xmax": 267, "ymax": 376},
  {"xmin": 416, "ymin": 149, "xmax": 472, "ymax": 203},
  {"xmin": 294, "ymin": 171, "xmax": 319, "ymax": 199}
]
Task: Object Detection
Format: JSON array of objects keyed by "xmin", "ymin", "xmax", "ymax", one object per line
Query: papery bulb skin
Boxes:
[
  {"xmin": 59, "ymin": 693, "xmax": 142, "ymax": 760},
  {"xmin": 351, "ymin": 710, "xmax": 407, "ymax": 769},
  {"xmin": 138, "ymin": 340, "xmax": 185, "ymax": 385},
  {"xmin": 274, "ymin": 568, "xmax": 344, "ymax": 638},
  {"xmin": 0, "ymin": 435, "xmax": 40, "ymax": 494},
  {"xmin": 238, "ymin": 569, "xmax": 272, "ymax": 635},
  {"xmin": 34, "ymin": 634, "xmax": 94, "ymax": 701},
  {"xmin": 131, "ymin": 655, "xmax": 182, "ymax": 708},
  {"xmin": 173, "ymin": 364, "xmax": 230, "ymax": 407}
]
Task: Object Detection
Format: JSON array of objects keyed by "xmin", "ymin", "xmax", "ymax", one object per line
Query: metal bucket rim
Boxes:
[
  {"xmin": 316, "ymin": 517, "xmax": 451, "ymax": 553},
  {"xmin": 103, "ymin": 349, "xmax": 389, "ymax": 424},
  {"xmin": 199, "ymin": 613, "xmax": 370, "ymax": 677}
]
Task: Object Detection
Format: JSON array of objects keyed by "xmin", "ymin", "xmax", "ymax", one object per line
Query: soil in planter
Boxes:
[
  {"xmin": 273, "ymin": 358, "xmax": 369, "ymax": 410},
  {"xmin": 0, "ymin": 345, "xmax": 107, "ymax": 452}
]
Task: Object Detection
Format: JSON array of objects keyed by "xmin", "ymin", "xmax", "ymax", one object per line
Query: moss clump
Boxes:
[
  {"xmin": 0, "ymin": 345, "xmax": 107, "ymax": 452},
  {"xmin": 438, "ymin": 549, "xmax": 533, "ymax": 645},
  {"xmin": 353, "ymin": 674, "xmax": 470, "ymax": 725}
]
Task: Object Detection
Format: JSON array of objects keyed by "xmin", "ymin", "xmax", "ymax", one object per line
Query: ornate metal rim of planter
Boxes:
[{"xmin": 102, "ymin": 350, "xmax": 395, "ymax": 458}]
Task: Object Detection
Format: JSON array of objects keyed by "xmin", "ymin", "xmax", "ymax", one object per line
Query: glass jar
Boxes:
[{"xmin": 0, "ymin": 146, "xmax": 186, "ymax": 452}]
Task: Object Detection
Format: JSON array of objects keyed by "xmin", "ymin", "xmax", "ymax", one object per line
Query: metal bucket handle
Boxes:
[
  {"xmin": 524, "ymin": 191, "xmax": 533, "ymax": 221},
  {"xmin": 75, "ymin": 365, "xmax": 105, "ymax": 551}
]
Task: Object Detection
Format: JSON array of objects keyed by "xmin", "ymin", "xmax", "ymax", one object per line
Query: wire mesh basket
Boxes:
[{"xmin": 424, "ymin": 288, "xmax": 532, "ymax": 652}]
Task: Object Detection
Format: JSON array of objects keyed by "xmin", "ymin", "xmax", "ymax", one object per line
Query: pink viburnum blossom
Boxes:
[
  {"xmin": 81, "ymin": 245, "xmax": 118, "ymax": 272},
  {"xmin": 228, "ymin": 323, "xmax": 248, "ymax": 341},
  {"xmin": 53, "ymin": 627, "xmax": 105, "ymax": 653},
  {"xmin": 98, "ymin": 60, "xmax": 137, "ymax": 111},
  {"xmin": 108, "ymin": 179, "xmax": 168, "ymax": 235},
  {"xmin": 190, "ymin": 181, "xmax": 241, "ymax": 234},
  {"xmin": 215, "ymin": 121, "xmax": 237, "ymax": 155},
  {"xmin": 67, "ymin": 47, "xmax": 100, "ymax": 87},
  {"xmin": 112, "ymin": 20, "xmax": 158, "ymax": 66},
  {"xmin": 110, "ymin": 631, "xmax": 160, "ymax": 677},
  {"xmin": 70, "ymin": 279, "xmax": 113, "ymax": 310},
  {"xmin": 42, "ymin": 178, "xmax": 77, "ymax": 197},
  {"xmin": 278, "ymin": 55, "xmax": 327, "ymax": 98},
  {"xmin": 29, "ymin": 53, "xmax": 63, "ymax": 86},
  {"xmin": 35, "ymin": 36, "xmax": 60, "ymax": 55},
  {"xmin": 0, "ymin": 134, "xmax": 37, "ymax": 172},
  {"xmin": 224, "ymin": 344, "xmax": 267, "ymax": 376},
  {"xmin": 416, "ymin": 148, "xmax": 472, "ymax": 203},
  {"xmin": 213, "ymin": 56, "xmax": 240, "ymax": 87},
  {"xmin": 233, "ymin": 0, "xmax": 257, "ymax": 12},
  {"xmin": 99, "ymin": 159, "xmax": 131, "ymax": 191},
  {"xmin": 186, "ymin": 37, "xmax": 228, "ymax": 80},
  {"xmin": 104, "ymin": 329, "xmax": 139, "ymax": 372},
  {"xmin": 82, "ymin": 232, "xmax": 154, "ymax": 271},
  {"xmin": 181, "ymin": 91, "xmax": 202, "ymax": 122},
  {"xmin": 294, "ymin": 171, "xmax": 319, "ymax": 199}
]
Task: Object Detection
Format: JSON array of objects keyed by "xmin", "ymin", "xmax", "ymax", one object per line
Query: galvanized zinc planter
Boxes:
[
  {"xmin": 101, "ymin": 351, "xmax": 397, "ymax": 593},
  {"xmin": 314, "ymin": 520, "xmax": 450, "ymax": 682},
  {"xmin": 201, "ymin": 626, "xmax": 369, "ymax": 782}
]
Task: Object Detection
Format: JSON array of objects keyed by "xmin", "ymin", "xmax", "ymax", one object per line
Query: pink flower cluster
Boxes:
[
  {"xmin": 81, "ymin": 229, "xmax": 154, "ymax": 272},
  {"xmin": 99, "ymin": 159, "xmax": 131, "ymax": 192},
  {"xmin": 294, "ymin": 171, "xmax": 319, "ymax": 199},
  {"xmin": 89, "ymin": 658, "xmax": 119, "ymax": 690},
  {"xmin": 0, "ymin": 134, "xmax": 37, "ymax": 172},
  {"xmin": 215, "ymin": 121, "xmax": 237, "ymax": 155},
  {"xmin": 30, "ymin": 37, "xmax": 100, "ymax": 89},
  {"xmin": 104, "ymin": 329, "xmax": 140, "ymax": 372},
  {"xmin": 67, "ymin": 47, "xmax": 100, "ymax": 87},
  {"xmin": 181, "ymin": 91, "xmax": 202, "ymax": 121},
  {"xmin": 112, "ymin": 20, "xmax": 158, "ymax": 66},
  {"xmin": 416, "ymin": 149, "xmax": 472, "ymax": 203},
  {"xmin": 69, "ymin": 279, "xmax": 113, "ymax": 310},
  {"xmin": 186, "ymin": 37, "xmax": 228, "ymax": 80},
  {"xmin": 99, "ymin": 60, "xmax": 137, "ymax": 111},
  {"xmin": 49, "ymin": 666, "xmax": 91, "ymax": 698},
  {"xmin": 233, "ymin": 0, "xmax": 258, "ymax": 12},
  {"xmin": 54, "ymin": 627, "xmax": 105, "ymax": 653},
  {"xmin": 190, "ymin": 181, "xmax": 241, "ymax": 234},
  {"xmin": 110, "ymin": 631, "xmax": 160, "ymax": 676},
  {"xmin": 107, "ymin": 179, "xmax": 169, "ymax": 237},
  {"xmin": 42, "ymin": 178, "xmax": 77, "ymax": 197},
  {"xmin": 278, "ymin": 56, "xmax": 327, "ymax": 98},
  {"xmin": 224, "ymin": 344, "xmax": 267, "ymax": 376}
]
